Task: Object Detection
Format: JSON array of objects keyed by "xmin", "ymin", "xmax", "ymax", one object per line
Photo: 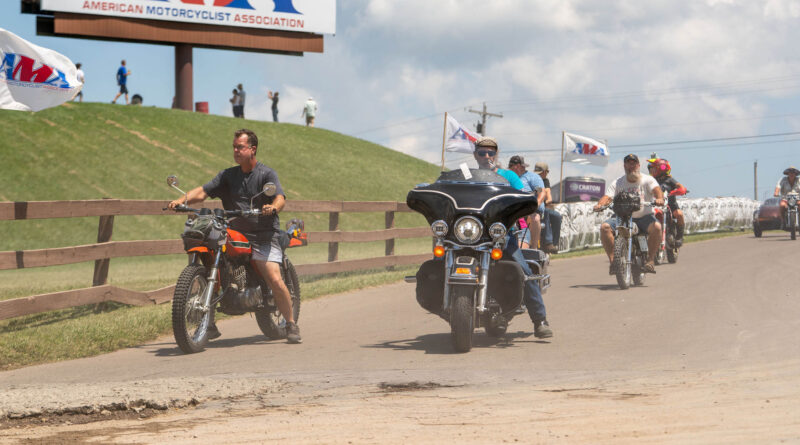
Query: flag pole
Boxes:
[
  {"xmin": 559, "ymin": 131, "xmax": 565, "ymax": 203},
  {"xmin": 441, "ymin": 112, "xmax": 448, "ymax": 171}
]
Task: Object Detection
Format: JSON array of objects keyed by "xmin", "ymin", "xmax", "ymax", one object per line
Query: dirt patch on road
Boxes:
[{"xmin": 3, "ymin": 361, "xmax": 798, "ymax": 444}]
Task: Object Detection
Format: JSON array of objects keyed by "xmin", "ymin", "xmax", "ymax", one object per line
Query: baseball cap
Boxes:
[
  {"xmin": 508, "ymin": 155, "xmax": 528, "ymax": 167},
  {"xmin": 534, "ymin": 162, "xmax": 549, "ymax": 172},
  {"xmin": 475, "ymin": 136, "xmax": 498, "ymax": 149},
  {"xmin": 623, "ymin": 154, "xmax": 639, "ymax": 163}
]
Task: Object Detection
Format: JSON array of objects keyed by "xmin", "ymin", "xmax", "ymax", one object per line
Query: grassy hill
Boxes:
[{"xmin": 0, "ymin": 102, "xmax": 440, "ymax": 251}]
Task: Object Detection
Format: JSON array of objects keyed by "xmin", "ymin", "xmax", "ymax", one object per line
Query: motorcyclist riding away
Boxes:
[{"xmin": 647, "ymin": 157, "xmax": 687, "ymax": 247}]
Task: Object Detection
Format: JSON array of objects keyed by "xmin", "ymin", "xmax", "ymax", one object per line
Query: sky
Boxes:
[{"xmin": 3, "ymin": 0, "xmax": 800, "ymax": 200}]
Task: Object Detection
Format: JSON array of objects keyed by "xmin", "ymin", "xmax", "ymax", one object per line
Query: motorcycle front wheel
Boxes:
[
  {"xmin": 613, "ymin": 237, "xmax": 631, "ymax": 290},
  {"xmin": 255, "ymin": 259, "xmax": 301, "ymax": 340},
  {"xmin": 172, "ymin": 264, "xmax": 211, "ymax": 354},
  {"xmin": 632, "ymin": 254, "xmax": 646, "ymax": 286},
  {"xmin": 449, "ymin": 285, "xmax": 475, "ymax": 353}
]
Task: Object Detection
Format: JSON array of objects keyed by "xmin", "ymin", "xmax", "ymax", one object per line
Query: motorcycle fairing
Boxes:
[{"xmin": 407, "ymin": 182, "xmax": 538, "ymax": 229}]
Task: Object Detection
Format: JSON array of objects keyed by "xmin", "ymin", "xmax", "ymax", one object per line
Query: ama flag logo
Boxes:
[
  {"xmin": 451, "ymin": 127, "xmax": 477, "ymax": 144},
  {"xmin": 151, "ymin": 0, "xmax": 302, "ymax": 13},
  {"xmin": 1, "ymin": 53, "xmax": 71, "ymax": 89},
  {"xmin": 575, "ymin": 142, "xmax": 606, "ymax": 156}
]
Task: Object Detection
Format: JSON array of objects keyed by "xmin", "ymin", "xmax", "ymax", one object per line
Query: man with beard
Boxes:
[{"xmin": 593, "ymin": 154, "xmax": 664, "ymax": 274}]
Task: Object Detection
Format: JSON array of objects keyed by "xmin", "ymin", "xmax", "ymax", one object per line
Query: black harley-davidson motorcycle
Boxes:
[{"xmin": 405, "ymin": 168, "xmax": 551, "ymax": 353}]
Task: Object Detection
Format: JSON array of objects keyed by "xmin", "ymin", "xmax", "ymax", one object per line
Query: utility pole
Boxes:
[
  {"xmin": 754, "ymin": 160, "xmax": 758, "ymax": 200},
  {"xmin": 468, "ymin": 102, "xmax": 503, "ymax": 136}
]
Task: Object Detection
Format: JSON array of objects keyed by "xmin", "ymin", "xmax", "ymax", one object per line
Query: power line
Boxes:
[{"xmin": 613, "ymin": 131, "xmax": 800, "ymax": 149}]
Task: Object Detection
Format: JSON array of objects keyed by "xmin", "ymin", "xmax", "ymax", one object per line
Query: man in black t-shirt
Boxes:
[{"xmin": 169, "ymin": 129, "xmax": 301, "ymax": 343}]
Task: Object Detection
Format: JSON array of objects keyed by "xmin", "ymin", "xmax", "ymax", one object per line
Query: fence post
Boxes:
[
  {"xmin": 385, "ymin": 211, "xmax": 395, "ymax": 256},
  {"xmin": 92, "ymin": 210, "xmax": 114, "ymax": 286},
  {"xmin": 328, "ymin": 211, "xmax": 339, "ymax": 262}
]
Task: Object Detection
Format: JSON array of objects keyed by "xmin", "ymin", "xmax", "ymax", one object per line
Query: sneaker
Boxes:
[
  {"xmin": 286, "ymin": 322, "xmax": 302, "ymax": 344},
  {"xmin": 534, "ymin": 320, "xmax": 553, "ymax": 339},
  {"xmin": 644, "ymin": 261, "xmax": 656, "ymax": 273},
  {"xmin": 609, "ymin": 263, "xmax": 615, "ymax": 275},
  {"xmin": 515, "ymin": 303, "xmax": 527, "ymax": 315},
  {"xmin": 674, "ymin": 237, "xmax": 683, "ymax": 248},
  {"xmin": 207, "ymin": 323, "xmax": 221, "ymax": 340}
]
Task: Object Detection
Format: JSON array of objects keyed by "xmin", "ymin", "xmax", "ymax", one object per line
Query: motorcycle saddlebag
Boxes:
[
  {"xmin": 415, "ymin": 259, "xmax": 445, "ymax": 314},
  {"xmin": 487, "ymin": 260, "xmax": 525, "ymax": 313}
]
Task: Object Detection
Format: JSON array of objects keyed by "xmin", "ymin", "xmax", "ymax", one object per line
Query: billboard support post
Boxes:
[{"xmin": 175, "ymin": 44, "xmax": 193, "ymax": 111}]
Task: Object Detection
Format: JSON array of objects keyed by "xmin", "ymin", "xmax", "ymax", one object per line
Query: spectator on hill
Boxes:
[
  {"xmin": 112, "ymin": 60, "xmax": 131, "ymax": 105},
  {"xmin": 230, "ymin": 89, "xmax": 240, "ymax": 117},
  {"xmin": 73, "ymin": 63, "xmax": 84, "ymax": 103},
  {"xmin": 268, "ymin": 90, "xmax": 279, "ymax": 122},
  {"xmin": 235, "ymin": 83, "xmax": 246, "ymax": 119},
  {"xmin": 302, "ymin": 97, "xmax": 317, "ymax": 127}
]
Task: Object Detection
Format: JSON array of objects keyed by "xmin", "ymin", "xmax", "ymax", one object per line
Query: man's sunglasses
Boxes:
[{"xmin": 476, "ymin": 149, "xmax": 497, "ymax": 157}]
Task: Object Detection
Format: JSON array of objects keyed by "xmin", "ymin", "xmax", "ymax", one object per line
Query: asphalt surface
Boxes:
[{"xmin": 1, "ymin": 233, "xmax": 799, "ymax": 424}]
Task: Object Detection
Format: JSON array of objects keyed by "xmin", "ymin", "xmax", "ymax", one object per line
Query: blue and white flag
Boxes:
[
  {"xmin": 563, "ymin": 132, "xmax": 609, "ymax": 166},
  {"xmin": 445, "ymin": 114, "xmax": 480, "ymax": 154},
  {"xmin": 0, "ymin": 27, "xmax": 82, "ymax": 112}
]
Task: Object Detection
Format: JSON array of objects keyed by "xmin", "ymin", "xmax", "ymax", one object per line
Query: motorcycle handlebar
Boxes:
[{"xmin": 166, "ymin": 204, "xmax": 262, "ymax": 217}]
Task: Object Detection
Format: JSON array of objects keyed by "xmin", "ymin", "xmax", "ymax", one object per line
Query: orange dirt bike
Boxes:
[{"xmin": 165, "ymin": 175, "xmax": 306, "ymax": 354}]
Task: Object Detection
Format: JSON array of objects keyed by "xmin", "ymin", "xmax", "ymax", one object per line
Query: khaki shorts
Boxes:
[{"xmin": 251, "ymin": 236, "xmax": 283, "ymax": 263}]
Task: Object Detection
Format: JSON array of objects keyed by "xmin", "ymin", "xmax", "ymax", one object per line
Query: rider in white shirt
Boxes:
[
  {"xmin": 593, "ymin": 154, "xmax": 664, "ymax": 273},
  {"xmin": 774, "ymin": 166, "xmax": 800, "ymax": 223}
]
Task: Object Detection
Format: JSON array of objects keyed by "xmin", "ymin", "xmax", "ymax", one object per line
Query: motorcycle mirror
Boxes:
[
  {"xmin": 166, "ymin": 175, "xmax": 187, "ymax": 196},
  {"xmin": 262, "ymin": 183, "xmax": 277, "ymax": 197},
  {"xmin": 249, "ymin": 182, "xmax": 278, "ymax": 210}
]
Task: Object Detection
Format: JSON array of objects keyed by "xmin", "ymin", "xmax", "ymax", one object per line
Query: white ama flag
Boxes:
[
  {"xmin": 0, "ymin": 27, "xmax": 82, "ymax": 112},
  {"xmin": 563, "ymin": 132, "xmax": 609, "ymax": 166},
  {"xmin": 445, "ymin": 114, "xmax": 480, "ymax": 154}
]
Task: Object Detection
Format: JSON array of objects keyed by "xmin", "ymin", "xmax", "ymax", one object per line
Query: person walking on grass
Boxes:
[{"xmin": 112, "ymin": 60, "xmax": 131, "ymax": 105}]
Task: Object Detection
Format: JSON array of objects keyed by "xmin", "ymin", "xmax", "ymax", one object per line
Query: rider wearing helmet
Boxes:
[
  {"xmin": 774, "ymin": 166, "xmax": 800, "ymax": 223},
  {"xmin": 647, "ymin": 157, "xmax": 687, "ymax": 247}
]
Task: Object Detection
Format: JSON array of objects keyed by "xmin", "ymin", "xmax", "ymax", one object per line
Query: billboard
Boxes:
[{"xmin": 40, "ymin": 0, "xmax": 336, "ymax": 34}]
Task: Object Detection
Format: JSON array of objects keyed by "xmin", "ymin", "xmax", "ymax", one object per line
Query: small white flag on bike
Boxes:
[
  {"xmin": 563, "ymin": 132, "xmax": 609, "ymax": 166},
  {"xmin": 0, "ymin": 27, "xmax": 82, "ymax": 112},
  {"xmin": 445, "ymin": 114, "xmax": 480, "ymax": 154}
]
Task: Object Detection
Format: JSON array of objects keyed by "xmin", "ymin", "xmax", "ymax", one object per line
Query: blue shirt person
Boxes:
[{"xmin": 112, "ymin": 59, "xmax": 131, "ymax": 105}]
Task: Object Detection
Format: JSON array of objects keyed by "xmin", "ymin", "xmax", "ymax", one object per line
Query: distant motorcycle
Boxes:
[
  {"xmin": 405, "ymin": 168, "xmax": 550, "ymax": 353},
  {"xmin": 599, "ymin": 191, "xmax": 649, "ymax": 290},
  {"xmin": 783, "ymin": 193, "xmax": 800, "ymax": 240},
  {"xmin": 165, "ymin": 175, "xmax": 304, "ymax": 354}
]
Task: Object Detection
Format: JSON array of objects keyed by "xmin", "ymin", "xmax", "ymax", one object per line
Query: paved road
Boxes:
[{"xmin": 1, "ymin": 233, "xmax": 799, "ymax": 443}]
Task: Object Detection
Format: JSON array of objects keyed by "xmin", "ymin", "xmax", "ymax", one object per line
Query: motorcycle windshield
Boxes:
[{"xmin": 406, "ymin": 168, "xmax": 538, "ymax": 229}]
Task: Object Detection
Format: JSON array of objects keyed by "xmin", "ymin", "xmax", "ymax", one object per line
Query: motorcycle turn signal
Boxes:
[
  {"xmin": 433, "ymin": 244, "xmax": 445, "ymax": 258},
  {"xmin": 491, "ymin": 248, "xmax": 503, "ymax": 260}
]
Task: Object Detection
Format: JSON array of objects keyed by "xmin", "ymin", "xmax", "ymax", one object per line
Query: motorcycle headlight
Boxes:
[
  {"xmin": 454, "ymin": 216, "xmax": 483, "ymax": 244},
  {"xmin": 488, "ymin": 222, "xmax": 506, "ymax": 240},
  {"xmin": 431, "ymin": 220, "xmax": 448, "ymax": 238},
  {"xmin": 790, "ymin": 196, "xmax": 798, "ymax": 206}
]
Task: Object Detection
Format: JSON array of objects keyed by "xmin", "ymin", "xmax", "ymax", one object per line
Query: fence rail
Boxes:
[{"xmin": 0, "ymin": 199, "xmax": 430, "ymax": 321}]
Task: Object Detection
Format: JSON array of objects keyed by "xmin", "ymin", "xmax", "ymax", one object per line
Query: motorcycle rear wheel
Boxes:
[
  {"xmin": 791, "ymin": 217, "xmax": 796, "ymax": 240},
  {"xmin": 172, "ymin": 264, "xmax": 211, "ymax": 354},
  {"xmin": 667, "ymin": 247, "xmax": 678, "ymax": 263},
  {"xmin": 632, "ymin": 257, "xmax": 646, "ymax": 286},
  {"xmin": 450, "ymin": 286, "xmax": 474, "ymax": 353},
  {"xmin": 255, "ymin": 259, "xmax": 301, "ymax": 340},
  {"xmin": 613, "ymin": 237, "xmax": 631, "ymax": 290}
]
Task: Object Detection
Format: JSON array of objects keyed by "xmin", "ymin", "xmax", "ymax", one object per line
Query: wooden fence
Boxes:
[{"xmin": 0, "ymin": 199, "xmax": 431, "ymax": 320}]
